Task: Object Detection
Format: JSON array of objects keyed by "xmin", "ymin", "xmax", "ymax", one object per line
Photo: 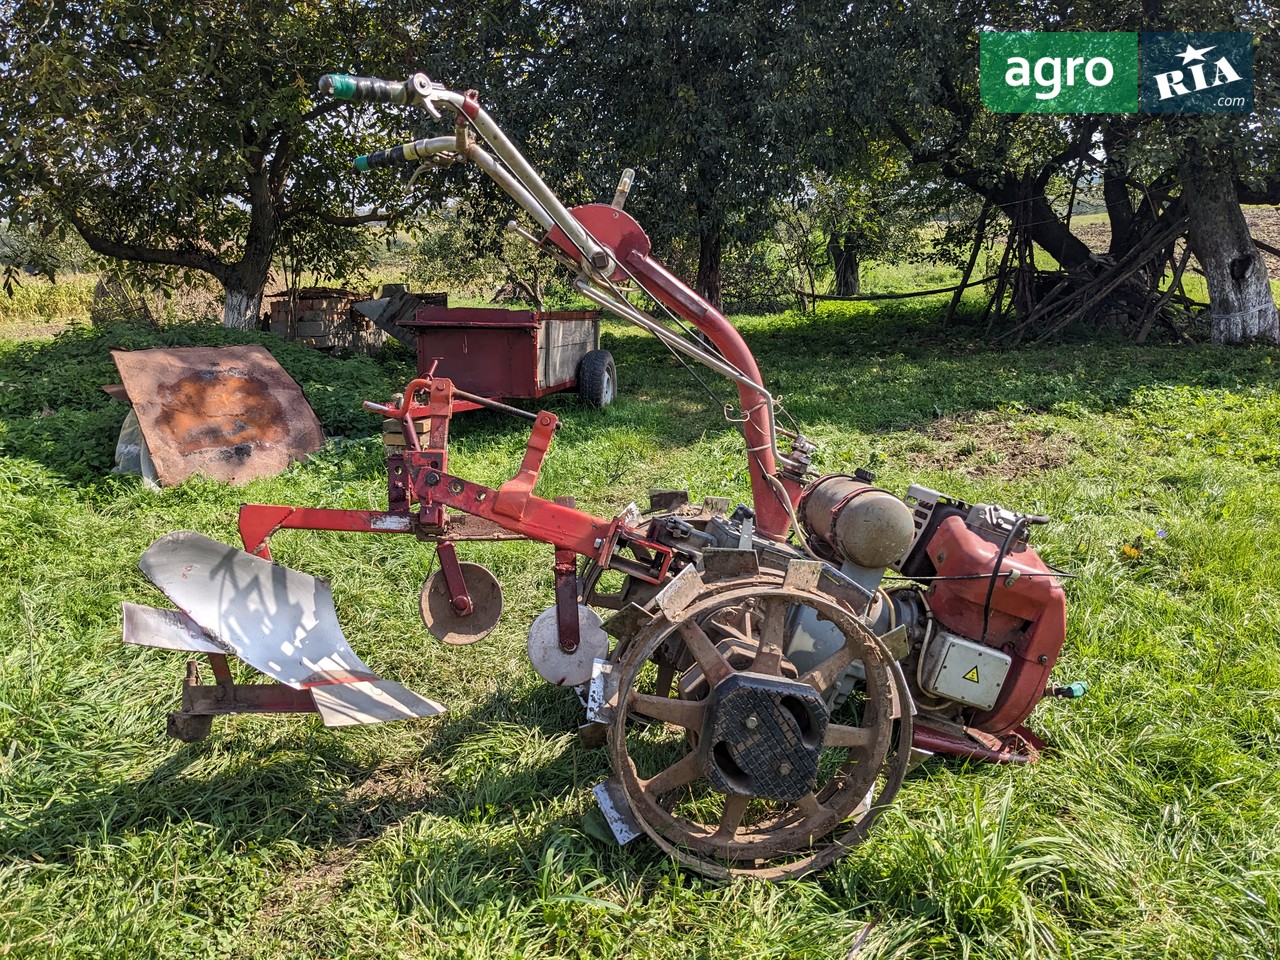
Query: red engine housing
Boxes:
[{"xmin": 924, "ymin": 515, "xmax": 1067, "ymax": 737}]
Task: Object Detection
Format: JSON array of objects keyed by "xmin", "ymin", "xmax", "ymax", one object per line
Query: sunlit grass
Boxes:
[{"xmin": 2, "ymin": 304, "xmax": 1279, "ymax": 958}]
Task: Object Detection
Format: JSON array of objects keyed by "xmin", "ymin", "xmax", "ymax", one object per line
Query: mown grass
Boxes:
[{"xmin": 2, "ymin": 296, "xmax": 1279, "ymax": 959}]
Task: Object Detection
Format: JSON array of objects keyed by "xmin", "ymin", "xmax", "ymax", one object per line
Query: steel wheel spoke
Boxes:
[
  {"xmin": 629, "ymin": 691, "xmax": 706, "ymax": 730},
  {"xmin": 641, "ymin": 750, "xmax": 704, "ymax": 796},
  {"xmin": 825, "ymin": 723, "xmax": 873, "ymax": 751},
  {"xmin": 750, "ymin": 598, "xmax": 785, "ymax": 676},
  {"xmin": 795, "ymin": 791, "xmax": 831, "ymax": 821},
  {"xmin": 714, "ymin": 793, "xmax": 751, "ymax": 839},
  {"xmin": 676, "ymin": 619, "xmax": 733, "ymax": 686},
  {"xmin": 799, "ymin": 642, "xmax": 858, "ymax": 695},
  {"xmin": 654, "ymin": 660, "xmax": 676, "ymax": 700},
  {"xmin": 711, "ymin": 617, "xmax": 754, "ymax": 647}
]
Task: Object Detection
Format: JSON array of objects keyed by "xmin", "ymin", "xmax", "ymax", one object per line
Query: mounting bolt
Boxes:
[
  {"xmin": 744, "ymin": 715, "xmax": 758, "ymax": 730},
  {"xmin": 778, "ymin": 762, "xmax": 792, "ymax": 776},
  {"xmin": 1038, "ymin": 654, "xmax": 1049, "ymax": 665},
  {"xmin": 424, "ymin": 472, "xmax": 440, "ymax": 486},
  {"xmin": 593, "ymin": 538, "xmax": 603, "ymax": 549}
]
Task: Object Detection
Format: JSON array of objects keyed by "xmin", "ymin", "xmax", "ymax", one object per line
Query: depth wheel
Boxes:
[{"xmin": 607, "ymin": 567, "xmax": 913, "ymax": 879}]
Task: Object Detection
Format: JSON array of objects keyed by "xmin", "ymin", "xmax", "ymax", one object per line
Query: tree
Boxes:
[
  {"xmin": 539, "ymin": 1, "xmax": 844, "ymax": 309},
  {"xmin": 1, "ymin": 1, "xmax": 419, "ymax": 328},
  {"xmin": 840, "ymin": 0, "xmax": 1279, "ymax": 343}
]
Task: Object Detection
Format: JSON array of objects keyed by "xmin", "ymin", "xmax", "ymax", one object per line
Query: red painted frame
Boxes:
[{"xmin": 239, "ymin": 377, "xmax": 674, "ymax": 588}]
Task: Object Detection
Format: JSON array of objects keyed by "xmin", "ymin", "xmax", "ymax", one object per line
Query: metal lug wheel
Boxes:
[{"xmin": 606, "ymin": 567, "xmax": 913, "ymax": 879}]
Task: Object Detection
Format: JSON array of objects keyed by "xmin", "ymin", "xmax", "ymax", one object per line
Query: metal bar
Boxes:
[
  {"xmin": 572, "ymin": 277, "xmax": 799, "ymax": 540},
  {"xmin": 452, "ymin": 387, "xmax": 539, "ymax": 421},
  {"xmin": 464, "ymin": 142, "xmax": 555, "ymax": 230},
  {"xmin": 239, "ymin": 504, "xmax": 412, "ymax": 556},
  {"xmin": 415, "ymin": 471, "xmax": 673, "ymax": 584},
  {"xmin": 493, "ymin": 412, "xmax": 558, "ymax": 521},
  {"xmin": 554, "ymin": 547, "xmax": 581, "ymax": 653},
  {"xmin": 434, "ymin": 541, "xmax": 474, "ymax": 616},
  {"xmin": 423, "ymin": 87, "xmax": 607, "ymax": 265}
]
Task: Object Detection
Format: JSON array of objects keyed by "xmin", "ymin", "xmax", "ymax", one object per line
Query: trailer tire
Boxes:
[{"xmin": 578, "ymin": 349, "xmax": 617, "ymax": 408}]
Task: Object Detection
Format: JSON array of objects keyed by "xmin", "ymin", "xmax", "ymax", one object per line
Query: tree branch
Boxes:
[
  {"xmin": 62, "ymin": 206, "xmax": 228, "ymax": 281},
  {"xmin": 311, "ymin": 208, "xmax": 392, "ymax": 227},
  {"xmin": 298, "ymin": 100, "xmax": 346, "ymax": 125}
]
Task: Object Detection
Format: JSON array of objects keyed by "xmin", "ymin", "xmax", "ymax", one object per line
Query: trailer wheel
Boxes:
[{"xmin": 578, "ymin": 349, "xmax": 617, "ymax": 408}]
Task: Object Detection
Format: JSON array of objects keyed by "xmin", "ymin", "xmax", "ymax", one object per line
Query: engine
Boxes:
[
  {"xmin": 792, "ymin": 474, "xmax": 1070, "ymax": 759},
  {"xmin": 590, "ymin": 473, "xmax": 1074, "ymax": 765}
]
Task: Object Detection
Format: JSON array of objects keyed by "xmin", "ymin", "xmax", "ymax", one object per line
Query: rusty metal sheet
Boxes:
[{"xmin": 111, "ymin": 345, "xmax": 324, "ymax": 485}]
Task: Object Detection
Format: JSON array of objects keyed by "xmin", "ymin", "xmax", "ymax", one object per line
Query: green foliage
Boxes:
[
  {"xmin": 1, "ymin": 220, "xmax": 97, "ymax": 291},
  {"xmin": 538, "ymin": 1, "xmax": 847, "ymax": 301},
  {"xmin": 0, "ymin": 1, "xmax": 423, "ymax": 318},
  {"xmin": 405, "ymin": 210, "xmax": 579, "ymax": 310},
  {"xmin": 3, "ymin": 301, "xmax": 1280, "ymax": 957}
]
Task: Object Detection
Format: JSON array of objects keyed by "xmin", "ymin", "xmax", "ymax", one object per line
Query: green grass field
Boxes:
[{"xmin": 2, "ymin": 298, "xmax": 1279, "ymax": 959}]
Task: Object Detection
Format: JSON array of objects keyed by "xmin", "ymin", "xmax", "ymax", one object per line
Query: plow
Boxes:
[{"xmin": 124, "ymin": 73, "xmax": 1083, "ymax": 879}]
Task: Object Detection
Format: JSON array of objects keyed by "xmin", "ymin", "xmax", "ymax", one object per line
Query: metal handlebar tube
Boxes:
[
  {"xmin": 324, "ymin": 73, "xmax": 602, "ymax": 262},
  {"xmin": 617, "ymin": 252, "xmax": 805, "ymax": 539},
  {"xmin": 319, "ymin": 72, "xmax": 803, "ymax": 538},
  {"xmin": 403, "ymin": 83, "xmax": 610, "ymax": 268},
  {"xmin": 462, "ymin": 145, "xmax": 555, "ymax": 232},
  {"xmin": 572, "ymin": 277, "xmax": 800, "ymax": 541}
]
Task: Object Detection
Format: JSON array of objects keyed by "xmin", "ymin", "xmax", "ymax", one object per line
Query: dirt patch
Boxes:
[
  {"xmin": 338, "ymin": 763, "xmax": 441, "ymax": 843},
  {"xmin": 256, "ymin": 847, "xmax": 354, "ymax": 924},
  {"xmin": 344, "ymin": 764, "xmax": 437, "ymax": 811},
  {"xmin": 898, "ymin": 412, "xmax": 1077, "ymax": 480}
]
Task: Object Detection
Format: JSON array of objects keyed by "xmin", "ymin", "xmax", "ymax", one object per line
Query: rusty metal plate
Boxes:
[{"xmin": 111, "ymin": 345, "xmax": 324, "ymax": 486}]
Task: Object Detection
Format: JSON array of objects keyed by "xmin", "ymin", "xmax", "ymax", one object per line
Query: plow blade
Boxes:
[
  {"xmin": 133, "ymin": 531, "xmax": 445, "ymax": 725},
  {"xmin": 122, "ymin": 601, "xmax": 223, "ymax": 653}
]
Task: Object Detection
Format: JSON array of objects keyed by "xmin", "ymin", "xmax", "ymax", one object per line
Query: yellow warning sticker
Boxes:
[{"xmin": 963, "ymin": 666, "xmax": 980, "ymax": 683}]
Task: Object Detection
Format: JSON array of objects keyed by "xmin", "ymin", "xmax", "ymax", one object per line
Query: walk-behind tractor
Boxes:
[{"xmin": 125, "ymin": 74, "xmax": 1082, "ymax": 879}]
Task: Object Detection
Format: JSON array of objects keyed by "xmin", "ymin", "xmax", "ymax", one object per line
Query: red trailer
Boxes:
[{"xmin": 401, "ymin": 305, "xmax": 615, "ymax": 412}]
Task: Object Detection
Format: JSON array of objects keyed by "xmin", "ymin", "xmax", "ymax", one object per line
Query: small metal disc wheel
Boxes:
[
  {"xmin": 420, "ymin": 562, "xmax": 504, "ymax": 645},
  {"xmin": 578, "ymin": 349, "xmax": 616, "ymax": 408},
  {"xmin": 607, "ymin": 570, "xmax": 912, "ymax": 879}
]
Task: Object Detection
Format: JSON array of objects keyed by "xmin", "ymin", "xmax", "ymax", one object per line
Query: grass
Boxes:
[
  {"xmin": 2, "ymin": 294, "xmax": 1280, "ymax": 958},
  {"xmin": 0, "ymin": 274, "xmax": 97, "ymax": 338}
]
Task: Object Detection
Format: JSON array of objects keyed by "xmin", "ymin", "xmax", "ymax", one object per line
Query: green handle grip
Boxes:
[
  {"xmin": 318, "ymin": 74, "xmax": 410, "ymax": 105},
  {"xmin": 352, "ymin": 138, "xmax": 438, "ymax": 173}
]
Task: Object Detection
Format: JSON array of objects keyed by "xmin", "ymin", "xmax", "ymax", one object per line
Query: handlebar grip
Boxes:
[
  {"xmin": 352, "ymin": 138, "xmax": 437, "ymax": 173},
  {"xmin": 319, "ymin": 73, "xmax": 411, "ymax": 105}
]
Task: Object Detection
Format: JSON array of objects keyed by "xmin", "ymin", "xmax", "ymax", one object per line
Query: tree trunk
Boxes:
[
  {"xmin": 827, "ymin": 231, "xmax": 861, "ymax": 296},
  {"xmin": 222, "ymin": 287, "xmax": 262, "ymax": 330},
  {"xmin": 697, "ymin": 225, "xmax": 723, "ymax": 311},
  {"xmin": 1183, "ymin": 153, "xmax": 1280, "ymax": 345},
  {"xmin": 222, "ymin": 244, "xmax": 273, "ymax": 330}
]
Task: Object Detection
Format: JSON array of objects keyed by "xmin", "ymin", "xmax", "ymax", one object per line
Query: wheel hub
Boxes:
[{"xmin": 700, "ymin": 671, "xmax": 828, "ymax": 801}]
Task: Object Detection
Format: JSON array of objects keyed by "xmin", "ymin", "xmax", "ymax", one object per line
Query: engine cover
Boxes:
[{"xmin": 925, "ymin": 515, "xmax": 1067, "ymax": 736}]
